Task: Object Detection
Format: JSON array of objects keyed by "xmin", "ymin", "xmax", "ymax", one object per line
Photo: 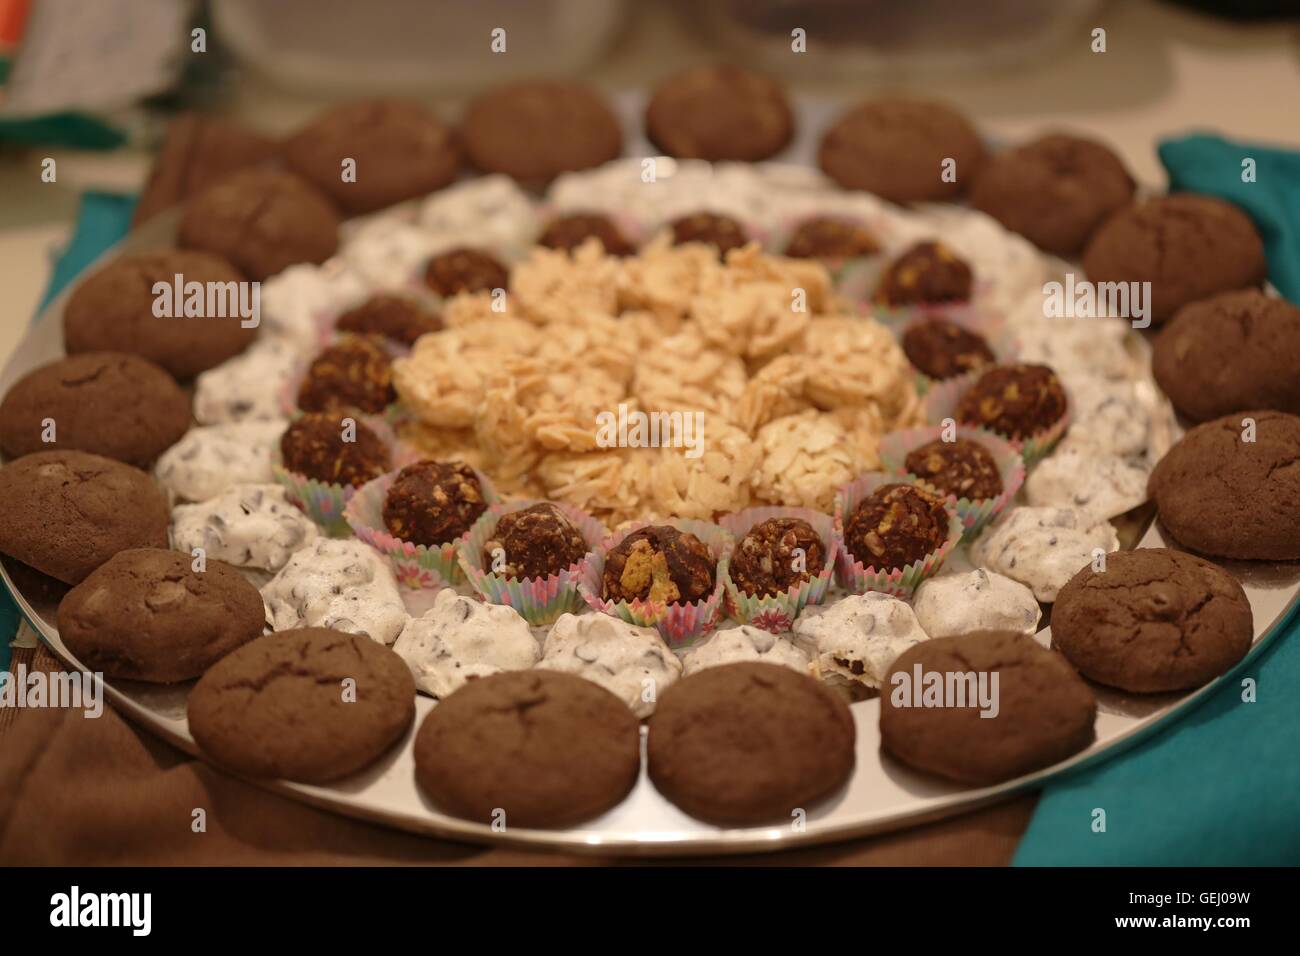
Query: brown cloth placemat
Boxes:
[{"xmin": 0, "ymin": 644, "xmax": 1035, "ymax": 866}]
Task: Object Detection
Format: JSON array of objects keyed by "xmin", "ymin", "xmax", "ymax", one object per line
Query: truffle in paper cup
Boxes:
[
  {"xmin": 920, "ymin": 365, "xmax": 1070, "ymax": 465},
  {"xmin": 717, "ymin": 506, "xmax": 839, "ymax": 633},
  {"xmin": 832, "ymin": 472, "xmax": 963, "ymax": 598},
  {"xmin": 894, "ymin": 305, "xmax": 1018, "ymax": 396},
  {"xmin": 577, "ymin": 518, "xmax": 734, "ymax": 649},
  {"xmin": 454, "ymin": 500, "xmax": 606, "ymax": 625},
  {"xmin": 344, "ymin": 465, "xmax": 500, "ymax": 589},
  {"xmin": 877, "ymin": 425, "xmax": 1025, "ymax": 537},
  {"xmin": 532, "ymin": 204, "xmax": 650, "ymax": 252}
]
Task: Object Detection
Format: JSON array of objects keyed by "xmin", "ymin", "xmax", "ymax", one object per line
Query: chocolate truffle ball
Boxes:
[
  {"xmin": 955, "ymin": 363, "xmax": 1068, "ymax": 440},
  {"xmin": 382, "ymin": 460, "xmax": 487, "ymax": 548},
  {"xmin": 296, "ymin": 336, "xmax": 396, "ymax": 415},
  {"xmin": 875, "ymin": 240, "xmax": 973, "ymax": 307},
  {"xmin": 279, "ymin": 412, "xmax": 390, "ymax": 487},
  {"xmin": 844, "ymin": 483, "xmax": 950, "ymax": 572},
  {"xmin": 482, "ymin": 503, "xmax": 588, "ymax": 581},
  {"xmin": 602, "ymin": 525, "xmax": 715, "ymax": 605},
  {"xmin": 538, "ymin": 213, "xmax": 636, "ymax": 256},
  {"xmin": 904, "ymin": 438, "xmax": 1003, "ymax": 501},
  {"xmin": 669, "ymin": 213, "xmax": 749, "ymax": 257},
  {"xmin": 729, "ymin": 517, "xmax": 826, "ymax": 598},
  {"xmin": 423, "ymin": 247, "xmax": 510, "ymax": 297},
  {"xmin": 901, "ymin": 318, "xmax": 996, "ymax": 380},
  {"xmin": 335, "ymin": 294, "xmax": 442, "ymax": 347},
  {"xmin": 785, "ymin": 216, "xmax": 880, "ymax": 261}
]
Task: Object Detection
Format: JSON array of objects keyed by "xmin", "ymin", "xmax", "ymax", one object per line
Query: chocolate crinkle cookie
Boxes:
[
  {"xmin": 383, "ymin": 460, "xmax": 487, "ymax": 548},
  {"xmin": 483, "ymin": 503, "xmax": 588, "ymax": 581},
  {"xmin": 335, "ymin": 294, "xmax": 442, "ymax": 347},
  {"xmin": 669, "ymin": 212, "xmax": 749, "ymax": 257},
  {"xmin": 875, "ymin": 240, "xmax": 973, "ymax": 307},
  {"xmin": 955, "ymin": 363, "xmax": 1068, "ymax": 440},
  {"xmin": 538, "ymin": 212, "xmax": 636, "ymax": 256},
  {"xmin": 645, "ymin": 64, "xmax": 794, "ymax": 163},
  {"xmin": 296, "ymin": 335, "xmax": 396, "ymax": 415},
  {"xmin": 784, "ymin": 216, "xmax": 880, "ymax": 261},
  {"xmin": 602, "ymin": 525, "xmax": 715, "ymax": 605},
  {"xmin": 729, "ymin": 517, "xmax": 825, "ymax": 598},
  {"xmin": 904, "ymin": 438, "xmax": 1003, "ymax": 501},
  {"xmin": 423, "ymin": 246, "xmax": 510, "ymax": 297},
  {"xmin": 901, "ymin": 318, "xmax": 995, "ymax": 380},
  {"xmin": 844, "ymin": 483, "xmax": 950, "ymax": 573},
  {"xmin": 279, "ymin": 412, "xmax": 391, "ymax": 488}
]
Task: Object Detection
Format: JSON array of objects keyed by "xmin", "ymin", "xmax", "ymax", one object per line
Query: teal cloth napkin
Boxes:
[
  {"xmin": 0, "ymin": 191, "xmax": 136, "ymax": 676},
  {"xmin": 1016, "ymin": 135, "xmax": 1300, "ymax": 865}
]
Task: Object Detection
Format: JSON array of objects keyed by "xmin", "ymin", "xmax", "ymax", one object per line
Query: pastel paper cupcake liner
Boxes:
[
  {"xmin": 717, "ymin": 506, "xmax": 839, "ymax": 633},
  {"xmin": 454, "ymin": 500, "xmax": 607, "ymax": 624},
  {"xmin": 344, "ymin": 466, "xmax": 501, "ymax": 589},
  {"xmin": 920, "ymin": 368, "xmax": 1071, "ymax": 465},
  {"xmin": 831, "ymin": 472, "xmax": 964, "ymax": 598},
  {"xmin": 577, "ymin": 518, "xmax": 735, "ymax": 649},
  {"xmin": 877, "ymin": 425, "xmax": 1026, "ymax": 537},
  {"xmin": 273, "ymin": 415, "xmax": 419, "ymax": 539}
]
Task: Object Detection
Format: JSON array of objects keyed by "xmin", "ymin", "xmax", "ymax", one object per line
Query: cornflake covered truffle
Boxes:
[
  {"xmin": 844, "ymin": 483, "xmax": 949, "ymax": 572},
  {"xmin": 904, "ymin": 437, "xmax": 1003, "ymax": 500},
  {"xmin": 280, "ymin": 412, "xmax": 391, "ymax": 487},
  {"xmin": 482, "ymin": 502, "xmax": 588, "ymax": 581},
  {"xmin": 296, "ymin": 335, "xmax": 396, "ymax": 414},
  {"xmin": 383, "ymin": 460, "xmax": 487, "ymax": 548},
  {"xmin": 875, "ymin": 240, "xmax": 973, "ymax": 306},
  {"xmin": 901, "ymin": 318, "xmax": 995, "ymax": 380},
  {"xmin": 423, "ymin": 247, "xmax": 510, "ymax": 297},
  {"xmin": 785, "ymin": 216, "xmax": 879, "ymax": 261},
  {"xmin": 955, "ymin": 363, "xmax": 1067, "ymax": 440},
  {"xmin": 335, "ymin": 294, "xmax": 442, "ymax": 346},
  {"xmin": 669, "ymin": 212, "xmax": 749, "ymax": 256},
  {"xmin": 538, "ymin": 212, "xmax": 635, "ymax": 256},
  {"xmin": 729, "ymin": 517, "xmax": 825, "ymax": 598},
  {"xmin": 602, "ymin": 525, "xmax": 715, "ymax": 605}
]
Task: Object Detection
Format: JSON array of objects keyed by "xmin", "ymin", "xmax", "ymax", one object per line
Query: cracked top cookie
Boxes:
[
  {"xmin": 645, "ymin": 64, "xmax": 794, "ymax": 163},
  {"xmin": 1052, "ymin": 548, "xmax": 1253, "ymax": 693}
]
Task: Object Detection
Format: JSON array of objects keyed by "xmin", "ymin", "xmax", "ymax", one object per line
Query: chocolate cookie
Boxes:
[
  {"xmin": 188, "ymin": 628, "xmax": 415, "ymax": 784},
  {"xmin": 383, "ymin": 460, "xmax": 487, "ymax": 547},
  {"xmin": 279, "ymin": 412, "xmax": 391, "ymax": 488},
  {"xmin": 0, "ymin": 450, "xmax": 168, "ymax": 584},
  {"xmin": 482, "ymin": 503, "xmax": 588, "ymax": 581},
  {"xmin": 602, "ymin": 525, "xmax": 716, "ymax": 605},
  {"xmin": 956, "ymin": 363, "xmax": 1068, "ymax": 440},
  {"xmin": 970, "ymin": 133, "xmax": 1136, "ymax": 256},
  {"xmin": 647, "ymin": 662, "xmax": 856, "ymax": 825},
  {"xmin": 63, "ymin": 249, "xmax": 258, "ymax": 379},
  {"xmin": 784, "ymin": 216, "xmax": 880, "ymax": 261},
  {"xmin": 58, "ymin": 548, "xmax": 265, "ymax": 683},
  {"xmin": 818, "ymin": 97, "xmax": 985, "ymax": 203},
  {"xmin": 729, "ymin": 517, "xmax": 825, "ymax": 598},
  {"xmin": 414, "ymin": 670, "xmax": 640, "ymax": 828},
  {"xmin": 1082, "ymin": 194, "xmax": 1267, "ymax": 325},
  {"xmin": 178, "ymin": 168, "xmax": 341, "ymax": 281},
  {"xmin": 1153, "ymin": 290, "xmax": 1300, "ymax": 422},
  {"xmin": 645, "ymin": 64, "xmax": 794, "ymax": 162},
  {"xmin": 0, "ymin": 352, "xmax": 190, "ymax": 465},
  {"xmin": 1148, "ymin": 410, "xmax": 1300, "ymax": 560},
  {"xmin": 284, "ymin": 98, "xmax": 460, "ymax": 214},
  {"xmin": 901, "ymin": 318, "xmax": 994, "ymax": 379},
  {"xmin": 875, "ymin": 240, "xmax": 974, "ymax": 307},
  {"xmin": 904, "ymin": 437, "xmax": 1003, "ymax": 501},
  {"xmin": 1053, "ymin": 548, "xmax": 1253, "ymax": 693},
  {"xmin": 423, "ymin": 247, "xmax": 510, "ymax": 297},
  {"xmin": 335, "ymin": 294, "xmax": 441, "ymax": 346},
  {"xmin": 296, "ymin": 336, "xmax": 396, "ymax": 414},
  {"xmin": 669, "ymin": 212, "xmax": 749, "ymax": 256},
  {"xmin": 460, "ymin": 81, "xmax": 622, "ymax": 185},
  {"xmin": 538, "ymin": 213, "xmax": 636, "ymax": 256},
  {"xmin": 880, "ymin": 631, "xmax": 1097, "ymax": 785},
  {"xmin": 843, "ymin": 483, "xmax": 950, "ymax": 573}
]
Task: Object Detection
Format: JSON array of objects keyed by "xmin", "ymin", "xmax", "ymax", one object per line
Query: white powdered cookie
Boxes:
[
  {"xmin": 193, "ymin": 336, "xmax": 300, "ymax": 425},
  {"xmin": 912, "ymin": 569, "xmax": 1041, "ymax": 639},
  {"xmin": 155, "ymin": 420, "xmax": 285, "ymax": 503},
  {"xmin": 261, "ymin": 538, "xmax": 408, "ymax": 644},
  {"xmin": 171, "ymin": 483, "xmax": 318, "ymax": 572},
  {"xmin": 794, "ymin": 591, "xmax": 929, "ymax": 689},
  {"xmin": 392, "ymin": 589, "xmax": 539, "ymax": 698},
  {"xmin": 537, "ymin": 612, "xmax": 682, "ymax": 717},
  {"xmin": 1024, "ymin": 445, "xmax": 1149, "ymax": 519},
  {"xmin": 973, "ymin": 506, "xmax": 1119, "ymax": 603},
  {"xmin": 259, "ymin": 261, "xmax": 371, "ymax": 354},
  {"xmin": 681, "ymin": 625, "xmax": 811, "ymax": 677},
  {"xmin": 417, "ymin": 174, "xmax": 538, "ymax": 252}
]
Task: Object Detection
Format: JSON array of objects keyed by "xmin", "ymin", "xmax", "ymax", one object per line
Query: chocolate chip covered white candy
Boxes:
[
  {"xmin": 536, "ymin": 612, "xmax": 682, "ymax": 718},
  {"xmin": 1024, "ymin": 445, "xmax": 1149, "ymax": 520},
  {"xmin": 794, "ymin": 591, "xmax": 929, "ymax": 691},
  {"xmin": 972, "ymin": 506, "xmax": 1119, "ymax": 603},
  {"xmin": 911, "ymin": 569, "xmax": 1040, "ymax": 639},
  {"xmin": 171, "ymin": 483, "xmax": 318, "ymax": 573},
  {"xmin": 681, "ymin": 625, "xmax": 811, "ymax": 677},
  {"xmin": 155, "ymin": 420, "xmax": 285, "ymax": 502},
  {"xmin": 193, "ymin": 336, "xmax": 301, "ymax": 425},
  {"xmin": 392, "ymin": 589, "xmax": 539, "ymax": 698}
]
